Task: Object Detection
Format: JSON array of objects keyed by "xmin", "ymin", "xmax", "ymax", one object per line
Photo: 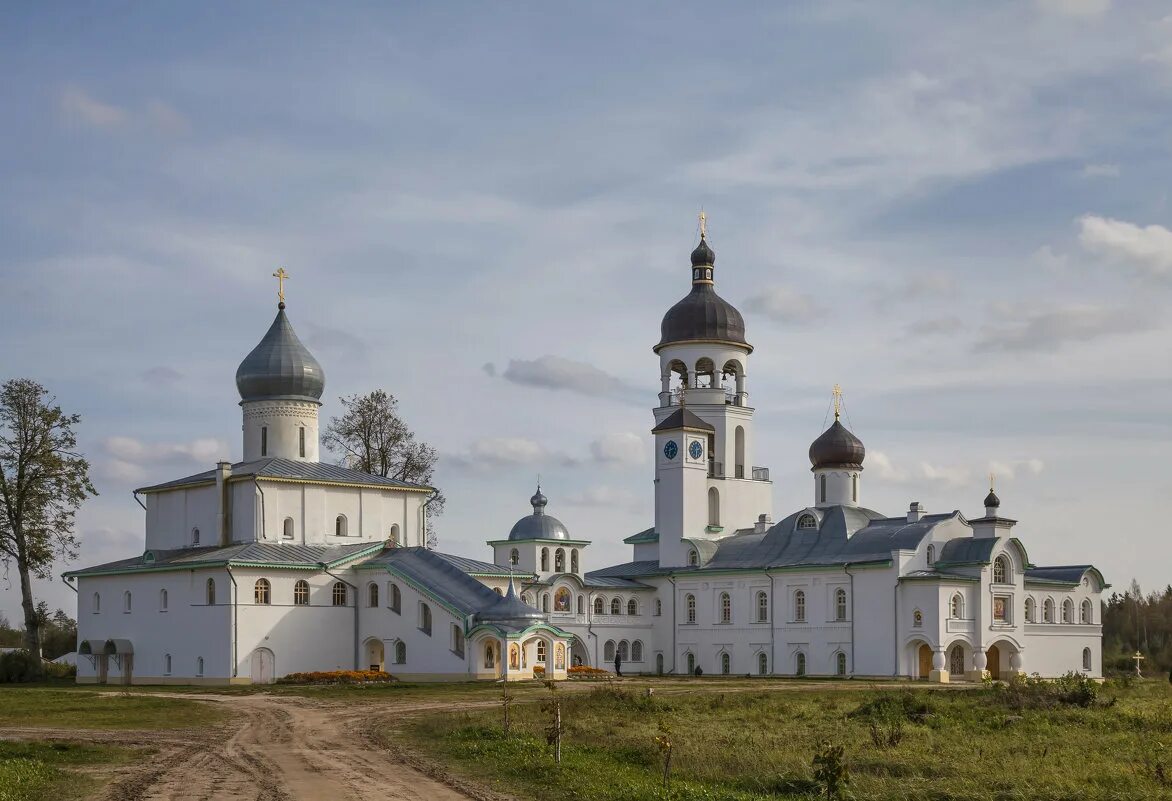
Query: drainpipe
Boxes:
[
  {"xmin": 255, "ymin": 479, "xmax": 267, "ymax": 540},
  {"xmin": 845, "ymin": 564, "xmax": 855, "ymax": 675},
  {"xmin": 420, "ymin": 489, "xmax": 440, "ymax": 548},
  {"xmin": 586, "ymin": 593, "xmax": 598, "ymax": 667},
  {"xmin": 669, "ymin": 576, "xmax": 677, "ymax": 675},
  {"xmin": 321, "ymin": 564, "xmax": 359, "ymax": 669},
  {"xmin": 893, "ymin": 578, "xmax": 900, "ymax": 677},
  {"xmin": 227, "ymin": 566, "xmax": 239, "ymax": 678},
  {"xmin": 132, "ymin": 491, "xmax": 146, "ymax": 511},
  {"xmin": 768, "ymin": 572, "xmax": 776, "ymax": 676}
]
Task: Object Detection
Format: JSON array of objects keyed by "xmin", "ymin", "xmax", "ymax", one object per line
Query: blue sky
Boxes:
[{"xmin": 3, "ymin": 0, "xmax": 1171, "ymax": 621}]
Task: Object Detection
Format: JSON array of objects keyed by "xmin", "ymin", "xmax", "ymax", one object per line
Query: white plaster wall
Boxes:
[
  {"xmin": 145, "ymin": 486, "xmax": 219, "ymax": 551},
  {"xmin": 254, "ymin": 482, "xmax": 424, "ymax": 546},
  {"xmin": 241, "ymin": 399, "xmax": 320, "ymax": 462},
  {"xmin": 357, "ymin": 574, "xmax": 470, "ymax": 678}
]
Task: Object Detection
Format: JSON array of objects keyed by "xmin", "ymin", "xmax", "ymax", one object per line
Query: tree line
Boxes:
[{"xmin": 1102, "ymin": 579, "xmax": 1172, "ymax": 675}]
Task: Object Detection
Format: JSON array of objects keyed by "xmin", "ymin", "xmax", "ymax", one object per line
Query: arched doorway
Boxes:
[
  {"xmin": 570, "ymin": 637, "xmax": 590, "ymax": 669},
  {"xmin": 250, "ymin": 648, "xmax": 275, "ymax": 684},
  {"xmin": 365, "ymin": 640, "xmax": 385, "ymax": 672},
  {"xmin": 948, "ymin": 643, "xmax": 966, "ymax": 677},
  {"xmin": 986, "ymin": 644, "xmax": 1001, "ymax": 680},
  {"xmin": 656, "ymin": 653, "xmax": 664, "ymax": 675},
  {"xmin": 917, "ymin": 643, "xmax": 932, "ymax": 679}
]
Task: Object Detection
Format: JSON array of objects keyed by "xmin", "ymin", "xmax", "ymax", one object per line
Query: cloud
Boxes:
[
  {"xmin": 742, "ymin": 286, "xmax": 823, "ymax": 324},
  {"xmin": 589, "ymin": 432, "xmax": 646, "ymax": 466},
  {"xmin": 448, "ymin": 437, "xmax": 550, "ymax": 470},
  {"xmin": 870, "ymin": 272, "xmax": 956, "ymax": 305},
  {"xmin": 918, "ymin": 462, "xmax": 972, "ymax": 489},
  {"xmin": 973, "ymin": 302, "xmax": 1151, "ymax": 352},
  {"xmin": 1078, "ymin": 214, "xmax": 1172, "ymax": 279},
  {"xmin": 145, "ymin": 100, "xmax": 190, "ymax": 134},
  {"xmin": 1029, "ymin": 245, "xmax": 1068, "ymax": 273},
  {"xmin": 905, "ymin": 316, "xmax": 964, "ymax": 337},
  {"xmin": 1081, "ymin": 163, "xmax": 1119, "ymax": 178},
  {"xmin": 500, "ymin": 356, "xmax": 638, "ymax": 402},
  {"xmin": 60, "ymin": 86, "xmax": 127, "ymax": 129},
  {"xmin": 103, "ymin": 436, "xmax": 228, "ymax": 465},
  {"xmin": 869, "ymin": 450, "xmax": 908, "ymax": 482},
  {"xmin": 302, "ymin": 322, "xmax": 368, "ymax": 361},
  {"xmin": 988, "ymin": 458, "xmax": 1045, "ymax": 480},
  {"xmin": 140, "ymin": 366, "xmax": 183, "ymax": 386},
  {"xmin": 1036, "ymin": 0, "xmax": 1110, "ymax": 15},
  {"xmin": 562, "ymin": 485, "xmax": 643, "ymax": 512},
  {"xmin": 481, "ymin": 362, "xmax": 496, "ymax": 378}
]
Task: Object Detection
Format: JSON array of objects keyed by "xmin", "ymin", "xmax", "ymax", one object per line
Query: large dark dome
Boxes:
[
  {"xmin": 809, "ymin": 419, "xmax": 865, "ymax": 470},
  {"xmin": 655, "ymin": 237, "xmax": 751, "ymax": 353},
  {"xmin": 235, "ymin": 305, "xmax": 325, "ymax": 403},
  {"xmin": 507, "ymin": 488, "xmax": 571, "ymax": 541}
]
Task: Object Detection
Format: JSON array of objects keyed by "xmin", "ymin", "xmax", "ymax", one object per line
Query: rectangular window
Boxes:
[
  {"xmin": 299, "ymin": 427, "xmax": 305, "ymax": 458},
  {"xmin": 261, "ymin": 426, "xmax": 268, "ymax": 456},
  {"xmin": 993, "ymin": 595, "xmax": 1009, "ymax": 623}
]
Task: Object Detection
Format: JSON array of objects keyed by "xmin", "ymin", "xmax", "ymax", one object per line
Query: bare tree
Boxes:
[
  {"xmin": 322, "ymin": 390, "xmax": 445, "ymax": 543},
  {"xmin": 0, "ymin": 379, "xmax": 96, "ymax": 656}
]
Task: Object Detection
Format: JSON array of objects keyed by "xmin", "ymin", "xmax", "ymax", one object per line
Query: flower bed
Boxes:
[
  {"xmin": 567, "ymin": 665, "xmax": 610, "ymax": 677},
  {"xmin": 276, "ymin": 670, "xmax": 397, "ymax": 685}
]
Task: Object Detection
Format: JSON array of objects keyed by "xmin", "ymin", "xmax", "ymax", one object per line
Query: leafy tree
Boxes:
[
  {"xmin": 322, "ymin": 390, "xmax": 444, "ymax": 545},
  {"xmin": 1103, "ymin": 580, "xmax": 1172, "ymax": 674},
  {"xmin": 0, "ymin": 379, "xmax": 95, "ymax": 656}
]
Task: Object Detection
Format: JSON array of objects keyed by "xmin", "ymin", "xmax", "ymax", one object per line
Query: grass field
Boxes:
[
  {"xmin": 0, "ymin": 688, "xmax": 225, "ymax": 729},
  {"xmin": 0, "ymin": 741, "xmax": 137, "ymax": 801},
  {"xmin": 403, "ymin": 677, "xmax": 1172, "ymax": 801}
]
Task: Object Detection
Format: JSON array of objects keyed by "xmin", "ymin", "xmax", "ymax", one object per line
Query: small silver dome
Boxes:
[
  {"xmin": 507, "ymin": 486, "xmax": 570, "ymax": 541},
  {"xmin": 235, "ymin": 304, "xmax": 325, "ymax": 403},
  {"xmin": 476, "ymin": 578, "xmax": 546, "ymax": 627}
]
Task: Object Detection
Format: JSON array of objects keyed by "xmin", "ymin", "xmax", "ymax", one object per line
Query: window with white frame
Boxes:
[
  {"xmin": 797, "ymin": 513, "xmax": 817, "ymax": 530},
  {"xmin": 163, "ymin": 653, "xmax": 172, "ymax": 675},
  {"xmin": 1062, "ymin": 598, "xmax": 1074, "ymax": 623},
  {"xmin": 335, "ymin": 514, "xmax": 348, "ymax": 537},
  {"xmin": 834, "ymin": 588, "xmax": 847, "ymax": 621},
  {"xmin": 123, "ymin": 591, "xmax": 132, "ymax": 613},
  {"xmin": 93, "ymin": 592, "xmax": 100, "ymax": 614},
  {"xmin": 993, "ymin": 555, "xmax": 1009, "ymax": 584},
  {"xmin": 1025, "ymin": 597, "xmax": 1036, "ymax": 622},
  {"xmin": 604, "ymin": 640, "xmax": 615, "ymax": 661},
  {"xmin": 631, "ymin": 640, "xmax": 643, "ymax": 662},
  {"xmin": 389, "ymin": 583, "xmax": 401, "ymax": 613},
  {"xmin": 685, "ymin": 593, "xmax": 696, "ymax": 624},
  {"xmin": 793, "ymin": 590, "xmax": 806, "ymax": 622},
  {"xmin": 294, "ymin": 580, "xmax": 309, "ymax": 606},
  {"xmin": 795, "ymin": 651, "xmax": 806, "ymax": 676},
  {"xmin": 593, "ymin": 597, "xmax": 604, "ymax": 615},
  {"xmin": 836, "ymin": 652, "xmax": 847, "ymax": 676},
  {"xmin": 1081, "ymin": 599, "xmax": 1093, "ymax": 624},
  {"xmin": 758, "ymin": 652, "xmax": 768, "ymax": 675},
  {"xmin": 206, "ymin": 578, "xmax": 216, "ymax": 606},
  {"xmin": 627, "ymin": 598, "xmax": 638, "ymax": 616},
  {"xmin": 282, "ymin": 517, "xmax": 294, "ymax": 539},
  {"xmin": 950, "ymin": 593, "xmax": 964, "ymax": 619},
  {"xmin": 1043, "ymin": 598, "xmax": 1055, "ymax": 623},
  {"xmin": 419, "ymin": 603, "xmax": 432, "ymax": 635},
  {"xmin": 926, "ymin": 544, "xmax": 935, "ymax": 565},
  {"xmin": 720, "ymin": 652, "xmax": 731, "ymax": 674},
  {"xmin": 1082, "ymin": 647, "xmax": 1092, "ymax": 671},
  {"xmin": 610, "ymin": 597, "xmax": 621, "ymax": 615},
  {"xmin": 159, "ymin": 588, "xmax": 168, "ymax": 612},
  {"xmin": 332, "ymin": 582, "xmax": 348, "ymax": 607},
  {"xmin": 756, "ymin": 591, "xmax": 768, "ymax": 623},
  {"xmin": 368, "ymin": 582, "xmax": 379, "ymax": 608},
  {"xmin": 719, "ymin": 592, "xmax": 732, "ymax": 623}
]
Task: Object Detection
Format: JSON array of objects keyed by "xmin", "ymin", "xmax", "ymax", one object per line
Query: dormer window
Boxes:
[
  {"xmin": 797, "ymin": 514, "xmax": 817, "ymax": 530},
  {"xmin": 926, "ymin": 544, "xmax": 935, "ymax": 565},
  {"xmin": 688, "ymin": 549, "xmax": 699, "ymax": 566}
]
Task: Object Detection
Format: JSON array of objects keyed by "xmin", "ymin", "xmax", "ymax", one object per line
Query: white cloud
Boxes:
[
  {"xmin": 988, "ymin": 459, "xmax": 1045, "ymax": 480},
  {"xmin": 742, "ymin": 286, "xmax": 822, "ymax": 324},
  {"xmin": 60, "ymin": 86, "xmax": 127, "ymax": 129},
  {"xmin": 103, "ymin": 436, "xmax": 227, "ymax": 465},
  {"xmin": 501, "ymin": 355, "xmax": 637, "ymax": 401},
  {"xmin": 905, "ymin": 316, "xmax": 964, "ymax": 337},
  {"xmin": 869, "ymin": 450, "xmax": 908, "ymax": 482},
  {"xmin": 1036, "ymin": 0, "xmax": 1110, "ymax": 16},
  {"xmin": 1078, "ymin": 214, "xmax": 1172, "ymax": 279},
  {"xmin": 973, "ymin": 302, "xmax": 1150, "ymax": 352},
  {"xmin": 589, "ymin": 432, "xmax": 645, "ymax": 466},
  {"xmin": 918, "ymin": 462, "xmax": 972, "ymax": 489},
  {"xmin": 1081, "ymin": 163, "xmax": 1119, "ymax": 177},
  {"xmin": 460, "ymin": 437, "xmax": 548, "ymax": 468},
  {"xmin": 145, "ymin": 100, "xmax": 190, "ymax": 134},
  {"xmin": 1029, "ymin": 245, "xmax": 1068, "ymax": 273},
  {"xmin": 563, "ymin": 485, "xmax": 643, "ymax": 512}
]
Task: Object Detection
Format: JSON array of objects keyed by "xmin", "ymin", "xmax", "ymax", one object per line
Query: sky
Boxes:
[{"xmin": 2, "ymin": 0, "xmax": 1171, "ymax": 622}]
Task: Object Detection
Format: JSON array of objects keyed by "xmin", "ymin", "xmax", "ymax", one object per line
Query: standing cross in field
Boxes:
[{"xmin": 1133, "ymin": 650, "xmax": 1144, "ymax": 678}]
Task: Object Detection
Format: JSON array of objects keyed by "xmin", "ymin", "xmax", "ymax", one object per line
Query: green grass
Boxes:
[
  {"xmin": 0, "ymin": 741, "xmax": 137, "ymax": 801},
  {"xmin": 0, "ymin": 688, "xmax": 225, "ymax": 729},
  {"xmin": 401, "ymin": 679, "xmax": 1172, "ymax": 801}
]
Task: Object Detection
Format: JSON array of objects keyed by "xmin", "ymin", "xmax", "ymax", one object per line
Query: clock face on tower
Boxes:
[
  {"xmin": 689, "ymin": 440, "xmax": 704, "ymax": 460},
  {"xmin": 663, "ymin": 440, "xmax": 678, "ymax": 460}
]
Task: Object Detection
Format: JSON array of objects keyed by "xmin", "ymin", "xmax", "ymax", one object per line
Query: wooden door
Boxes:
[
  {"xmin": 917, "ymin": 645, "xmax": 932, "ymax": 679},
  {"xmin": 251, "ymin": 649, "xmax": 274, "ymax": 684},
  {"xmin": 986, "ymin": 645, "xmax": 1001, "ymax": 680},
  {"xmin": 97, "ymin": 654, "xmax": 108, "ymax": 685}
]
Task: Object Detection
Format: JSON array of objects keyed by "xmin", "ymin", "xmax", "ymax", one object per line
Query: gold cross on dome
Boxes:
[
  {"xmin": 698, "ymin": 210, "xmax": 708, "ymax": 239},
  {"xmin": 272, "ymin": 267, "xmax": 289, "ymax": 303},
  {"xmin": 832, "ymin": 384, "xmax": 843, "ymax": 420}
]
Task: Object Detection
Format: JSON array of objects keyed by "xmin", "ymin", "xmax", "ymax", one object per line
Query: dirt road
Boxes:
[{"xmin": 7, "ymin": 693, "xmax": 495, "ymax": 801}]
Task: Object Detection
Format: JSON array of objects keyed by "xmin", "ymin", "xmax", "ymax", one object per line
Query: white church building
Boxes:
[{"xmin": 68, "ymin": 233, "xmax": 1106, "ymax": 685}]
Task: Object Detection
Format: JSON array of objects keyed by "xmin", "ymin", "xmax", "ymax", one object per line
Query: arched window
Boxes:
[
  {"xmin": 950, "ymin": 593, "xmax": 964, "ymax": 619},
  {"xmin": 261, "ymin": 426, "xmax": 268, "ymax": 456},
  {"xmin": 537, "ymin": 640, "xmax": 547, "ymax": 663},
  {"xmin": 298, "ymin": 426, "xmax": 306, "ymax": 458},
  {"xmin": 632, "ymin": 641, "xmax": 643, "ymax": 662},
  {"xmin": 926, "ymin": 545, "xmax": 935, "ymax": 565},
  {"xmin": 1081, "ymin": 599, "xmax": 1093, "ymax": 624},
  {"xmin": 794, "ymin": 590, "xmax": 806, "ymax": 622},
  {"xmin": 159, "ymin": 589, "xmax": 168, "ymax": 612},
  {"xmin": 949, "ymin": 644, "xmax": 965, "ymax": 675},
  {"xmin": 196, "ymin": 656, "xmax": 204, "ymax": 677},
  {"xmin": 1025, "ymin": 597, "xmax": 1036, "ymax": 622},
  {"xmin": 820, "ymin": 474, "xmax": 827, "ymax": 503},
  {"xmin": 721, "ymin": 652, "xmax": 731, "ymax": 674},
  {"xmin": 993, "ymin": 556, "xmax": 1009, "ymax": 584},
  {"xmin": 452, "ymin": 626, "xmax": 464, "ymax": 658},
  {"xmin": 509, "ymin": 548, "xmax": 519, "ymax": 566},
  {"xmin": 335, "ymin": 514, "xmax": 348, "ymax": 537},
  {"xmin": 797, "ymin": 514, "xmax": 817, "ymax": 530},
  {"xmin": 555, "ymin": 549, "xmax": 565, "ymax": 572},
  {"xmin": 835, "ymin": 588, "xmax": 848, "ymax": 621},
  {"xmin": 93, "ymin": 592, "xmax": 101, "ymax": 613},
  {"xmin": 719, "ymin": 592, "xmax": 732, "ymax": 623},
  {"xmin": 542, "ymin": 593, "xmax": 550, "ymax": 613},
  {"xmin": 294, "ymin": 580, "xmax": 309, "ymax": 606},
  {"xmin": 206, "ymin": 579, "xmax": 215, "ymax": 606},
  {"xmin": 604, "ymin": 640, "xmax": 615, "ymax": 661},
  {"xmin": 618, "ymin": 640, "xmax": 629, "ymax": 661},
  {"xmin": 593, "ymin": 597, "xmax": 604, "ymax": 615},
  {"xmin": 395, "ymin": 641, "xmax": 406, "ymax": 664},
  {"xmin": 388, "ymin": 523, "xmax": 400, "ymax": 546},
  {"xmin": 655, "ymin": 598, "xmax": 663, "ymax": 616},
  {"xmin": 1062, "ymin": 598, "xmax": 1074, "ymax": 623},
  {"xmin": 577, "ymin": 595, "xmax": 584, "ymax": 614},
  {"xmin": 332, "ymin": 582, "xmax": 348, "ymax": 607},
  {"xmin": 554, "ymin": 588, "xmax": 571, "ymax": 612},
  {"xmin": 283, "ymin": 517, "xmax": 294, "ymax": 540},
  {"xmin": 685, "ymin": 594, "xmax": 696, "ymax": 624},
  {"xmin": 541, "ymin": 548, "xmax": 549, "ymax": 572},
  {"xmin": 795, "ymin": 652, "xmax": 806, "ymax": 676},
  {"xmin": 627, "ymin": 598, "xmax": 638, "ymax": 616},
  {"xmin": 852, "ymin": 474, "xmax": 858, "ymax": 503},
  {"xmin": 1043, "ymin": 598, "xmax": 1055, "ymax": 623},
  {"xmin": 913, "ymin": 609, "xmax": 923, "ymax": 627},
  {"xmin": 163, "ymin": 653, "xmax": 172, "ymax": 675},
  {"xmin": 123, "ymin": 591, "xmax": 132, "ymax": 613},
  {"xmin": 610, "ymin": 597, "xmax": 622, "ymax": 615},
  {"xmin": 1082, "ymin": 647, "xmax": 1092, "ymax": 671},
  {"xmin": 571, "ymin": 549, "xmax": 579, "ymax": 573},
  {"xmin": 756, "ymin": 591, "xmax": 769, "ymax": 622},
  {"xmin": 368, "ymin": 582, "xmax": 379, "ymax": 608},
  {"xmin": 734, "ymin": 426, "xmax": 745, "ymax": 477},
  {"xmin": 708, "ymin": 487, "xmax": 720, "ymax": 526},
  {"xmin": 686, "ymin": 652, "xmax": 696, "ymax": 674},
  {"xmin": 688, "ymin": 549, "xmax": 699, "ymax": 566},
  {"xmin": 758, "ymin": 652, "xmax": 768, "ymax": 676},
  {"xmin": 192, "ymin": 527, "xmax": 200, "ymax": 546},
  {"xmin": 254, "ymin": 579, "xmax": 270, "ymax": 605},
  {"xmin": 836, "ymin": 652, "xmax": 847, "ymax": 676},
  {"xmin": 389, "ymin": 583, "xmax": 401, "ymax": 614},
  {"xmin": 494, "ymin": 587, "xmax": 503, "ymax": 595},
  {"xmin": 419, "ymin": 603, "xmax": 432, "ymax": 635}
]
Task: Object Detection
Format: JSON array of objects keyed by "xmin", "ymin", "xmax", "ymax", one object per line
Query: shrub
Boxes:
[
  {"xmin": 275, "ymin": 670, "xmax": 396, "ymax": 685},
  {"xmin": 997, "ymin": 671, "xmax": 1100, "ymax": 710},
  {"xmin": 0, "ymin": 650, "xmax": 45, "ymax": 683}
]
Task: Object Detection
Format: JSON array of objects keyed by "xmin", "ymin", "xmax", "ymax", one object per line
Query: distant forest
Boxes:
[
  {"xmin": 1102, "ymin": 580, "xmax": 1172, "ymax": 675},
  {"xmin": 0, "ymin": 603, "xmax": 77, "ymax": 660}
]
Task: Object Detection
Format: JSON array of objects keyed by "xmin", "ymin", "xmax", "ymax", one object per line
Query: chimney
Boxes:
[
  {"xmin": 215, "ymin": 461, "xmax": 233, "ymax": 547},
  {"xmin": 907, "ymin": 501, "xmax": 925, "ymax": 523},
  {"xmin": 755, "ymin": 513, "xmax": 772, "ymax": 534}
]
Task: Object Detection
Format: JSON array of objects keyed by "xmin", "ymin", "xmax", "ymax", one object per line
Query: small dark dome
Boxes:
[
  {"xmin": 984, "ymin": 489, "xmax": 1001, "ymax": 509},
  {"xmin": 476, "ymin": 579, "xmax": 546, "ymax": 627},
  {"xmin": 236, "ymin": 306, "xmax": 325, "ymax": 403},
  {"xmin": 508, "ymin": 488, "xmax": 570, "ymax": 541},
  {"xmin": 809, "ymin": 419, "xmax": 866, "ymax": 470},
  {"xmin": 691, "ymin": 237, "xmax": 715, "ymax": 266}
]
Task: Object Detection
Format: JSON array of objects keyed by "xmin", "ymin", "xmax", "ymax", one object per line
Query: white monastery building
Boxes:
[{"xmin": 68, "ymin": 233, "xmax": 1107, "ymax": 685}]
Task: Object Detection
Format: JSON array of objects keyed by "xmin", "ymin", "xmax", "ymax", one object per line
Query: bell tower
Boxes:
[{"xmin": 651, "ymin": 218, "xmax": 772, "ymax": 567}]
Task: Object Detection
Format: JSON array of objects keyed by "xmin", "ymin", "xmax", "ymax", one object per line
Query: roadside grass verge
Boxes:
[
  {"xmin": 0, "ymin": 741, "xmax": 138, "ymax": 801},
  {"xmin": 401, "ymin": 679, "xmax": 1172, "ymax": 801},
  {"xmin": 0, "ymin": 689, "xmax": 225, "ymax": 729}
]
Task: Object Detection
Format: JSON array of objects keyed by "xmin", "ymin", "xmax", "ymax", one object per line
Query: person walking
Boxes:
[{"xmin": 614, "ymin": 652, "xmax": 623, "ymax": 677}]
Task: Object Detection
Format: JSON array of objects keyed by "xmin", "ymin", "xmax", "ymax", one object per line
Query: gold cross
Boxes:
[
  {"xmin": 272, "ymin": 267, "xmax": 289, "ymax": 303},
  {"xmin": 698, "ymin": 210, "xmax": 707, "ymax": 239},
  {"xmin": 832, "ymin": 384, "xmax": 843, "ymax": 420}
]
